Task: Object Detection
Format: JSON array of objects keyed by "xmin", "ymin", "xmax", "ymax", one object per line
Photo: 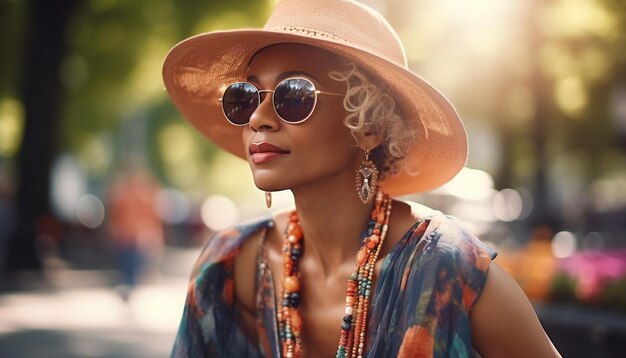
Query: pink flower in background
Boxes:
[{"xmin": 559, "ymin": 250, "xmax": 626, "ymax": 301}]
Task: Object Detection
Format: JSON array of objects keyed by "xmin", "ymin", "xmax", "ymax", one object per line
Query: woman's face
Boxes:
[{"xmin": 242, "ymin": 43, "xmax": 358, "ymax": 192}]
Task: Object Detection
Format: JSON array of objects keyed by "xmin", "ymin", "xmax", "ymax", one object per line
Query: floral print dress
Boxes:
[{"xmin": 171, "ymin": 213, "xmax": 496, "ymax": 357}]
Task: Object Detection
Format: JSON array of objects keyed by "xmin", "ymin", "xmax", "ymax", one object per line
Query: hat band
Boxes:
[{"xmin": 266, "ymin": 25, "xmax": 349, "ymax": 44}]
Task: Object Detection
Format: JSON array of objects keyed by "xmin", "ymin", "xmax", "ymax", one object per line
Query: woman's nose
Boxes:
[{"xmin": 249, "ymin": 92, "xmax": 281, "ymax": 132}]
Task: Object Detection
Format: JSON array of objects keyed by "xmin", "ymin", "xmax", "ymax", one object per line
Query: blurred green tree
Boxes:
[
  {"xmin": 1, "ymin": 0, "xmax": 272, "ymax": 273},
  {"xmin": 384, "ymin": 0, "xmax": 625, "ymax": 230}
]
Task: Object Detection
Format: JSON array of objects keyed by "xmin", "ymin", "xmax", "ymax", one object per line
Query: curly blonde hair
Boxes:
[{"xmin": 329, "ymin": 63, "xmax": 416, "ymax": 179}]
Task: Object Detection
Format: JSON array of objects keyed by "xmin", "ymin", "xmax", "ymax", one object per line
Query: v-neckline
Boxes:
[{"xmin": 255, "ymin": 216, "xmax": 433, "ymax": 357}]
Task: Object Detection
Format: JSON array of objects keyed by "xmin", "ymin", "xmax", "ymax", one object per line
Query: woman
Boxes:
[{"xmin": 163, "ymin": 0, "xmax": 561, "ymax": 357}]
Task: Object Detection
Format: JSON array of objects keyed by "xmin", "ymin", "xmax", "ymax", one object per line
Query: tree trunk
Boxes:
[{"xmin": 4, "ymin": 0, "xmax": 79, "ymax": 272}]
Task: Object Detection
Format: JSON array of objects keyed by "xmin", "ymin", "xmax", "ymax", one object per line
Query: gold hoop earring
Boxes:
[
  {"xmin": 265, "ymin": 191, "xmax": 272, "ymax": 208},
  {"xmin": 355, "ymin": 148, "xmax": 379, "ymax": 204}
]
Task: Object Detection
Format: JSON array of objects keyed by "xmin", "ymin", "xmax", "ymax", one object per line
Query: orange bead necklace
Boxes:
[{"xmin": 277, "ymin": 190, "xmax": 392, "ymax": 358}]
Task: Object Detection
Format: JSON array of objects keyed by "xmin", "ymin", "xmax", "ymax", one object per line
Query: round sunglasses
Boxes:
[{"xmin": 220, "ymin": 77, "xmax": 344, "ymax": 126}]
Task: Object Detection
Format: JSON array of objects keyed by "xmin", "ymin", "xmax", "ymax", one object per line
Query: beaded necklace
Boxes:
[{"xmin": 278, "ymin": 190, "xmax": 392, "ymax": 358}]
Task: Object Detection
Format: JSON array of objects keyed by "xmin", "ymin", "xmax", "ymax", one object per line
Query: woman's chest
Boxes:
[{"xmin": 262, "ymin": 246, "xmax": 386, "ymax": 357}]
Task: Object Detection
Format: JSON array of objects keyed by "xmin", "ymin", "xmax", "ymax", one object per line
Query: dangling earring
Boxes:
[
  {"xmin": 355, "ymin": 148, "xmax": 379, "ymax": 204},
  {"xmin": 265, "ymin": 191, "xmax": 272, "ymax": 208}
]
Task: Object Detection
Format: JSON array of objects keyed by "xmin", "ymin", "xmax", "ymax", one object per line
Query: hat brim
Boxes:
[{"xmin": 163, "ymin": 29, "xmax": 467, "ymax": 196}]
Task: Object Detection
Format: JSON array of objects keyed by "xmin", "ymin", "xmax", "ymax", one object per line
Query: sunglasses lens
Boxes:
[
  {"xmin": 274, "ymin": 78, "xmax": 316, "ymax": 123},
  {"xmin": 222, "ymin": 82, "xmax": 259, "ymax": 125}
]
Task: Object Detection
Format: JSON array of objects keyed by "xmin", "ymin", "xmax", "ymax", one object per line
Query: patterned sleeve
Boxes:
[
  {"xmin": 171, "ymin": 221, "xmax": 270, "ymax": 358},
  {"xmin": 367, "ymin": 214, "xmax": 497, "ymax": 358},
  {"xmin": 446, "ymin": 217, "xmax": 497, "ymax": 313}
]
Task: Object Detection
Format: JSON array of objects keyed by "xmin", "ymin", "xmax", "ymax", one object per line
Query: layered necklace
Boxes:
[{"xmin": 278, "ymin": 190, "xmax": 392, "ymax": 358}]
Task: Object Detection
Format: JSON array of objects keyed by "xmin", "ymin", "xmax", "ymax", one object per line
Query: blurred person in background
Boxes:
[
  {"xmin": 107, "ymin": 157, "xmax": 164, "ymax": 301},
  {"xmin": 162, "ymin": 0, "xmax": 561, "ymax": 357}
]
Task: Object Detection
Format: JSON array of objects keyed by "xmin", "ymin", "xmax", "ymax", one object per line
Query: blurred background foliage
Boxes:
[
  {"xmin": 0, "ymin": 0, "xmax": 625, "ymax": 315},
  {"xmin": 1, "ymin": 0, "xmax": 273, "ymax": 193}
]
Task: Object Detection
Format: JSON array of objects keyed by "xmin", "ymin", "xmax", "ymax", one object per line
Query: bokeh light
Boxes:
[
  {"xmin": 555, "ymin": 76, "xmax": 588, "ymax": 116},
  {"xmin": 75, "ymin": 194, "xmax": 106, "ymax": 229},
  {"xmin": 435, "ymin": 167, "xmax": 494, "ymax": 201},
  {"xmin": 552, "ymin": 231, "xmax": 577, "ymax": 258},
  {"xmin": 155, "ymin": 188, "xmax": 191, "ymax": 225},
  {"xmin": 492, "ymin": 188, "xmax": 524, "ymax": 222},
  {"xmin": 50, "ymin": 155, "xmax": 87, "ymax": 222},
  {"xmin": 0, "ymin": 98, "xmax": 23, "ymax": 157},
  {"xmin": 201, "ymin": 195, "xmax": 239, "ymax": 231}
]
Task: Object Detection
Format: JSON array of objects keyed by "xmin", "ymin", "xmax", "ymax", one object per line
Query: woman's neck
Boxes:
[{"xmin": 290, "ymin": 175, "xmax": 375, "ymax": 279}]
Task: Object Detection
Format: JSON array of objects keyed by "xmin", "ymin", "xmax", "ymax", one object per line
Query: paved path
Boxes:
[{"xmin": 0, "ymin": 247, "xmax": 198, "ymax": 358}]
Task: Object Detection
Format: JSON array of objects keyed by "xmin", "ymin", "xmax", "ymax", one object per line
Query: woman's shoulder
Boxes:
[
  {"xmin": 426, "ymin": 213, "xmax": 497, "ymax": 261},
  {"xmin": 188, "ymin": 215, "xmax": 274, "ymax": 279},
  {"xmin": 396, "ymin": 201, "xmax": 497, "ymax": 276},
  {"xmin": 401, "ymin": 201, "xmax": 497, "ymax": 259}
]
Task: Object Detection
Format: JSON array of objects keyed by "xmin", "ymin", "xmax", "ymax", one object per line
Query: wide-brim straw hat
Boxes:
[{"xmin": 162, "ymin": 0, "xmax": 467, "ymax": 196}]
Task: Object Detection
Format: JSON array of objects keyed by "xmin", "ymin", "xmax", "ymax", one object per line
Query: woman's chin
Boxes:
[{"xmin": 252, "ymin": 179, "xmax": 289, "ymax": 192}]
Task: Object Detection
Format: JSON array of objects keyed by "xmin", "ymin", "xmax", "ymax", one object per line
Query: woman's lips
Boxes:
[{"xmin": 249, "ymin": 142, "xmax": 289, "ymax": 165}]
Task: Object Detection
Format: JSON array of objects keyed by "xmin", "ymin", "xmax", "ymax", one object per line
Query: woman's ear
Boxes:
[{"xmin": 355, "ymin": 127, "xmax": 385, "ymax": 151}]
